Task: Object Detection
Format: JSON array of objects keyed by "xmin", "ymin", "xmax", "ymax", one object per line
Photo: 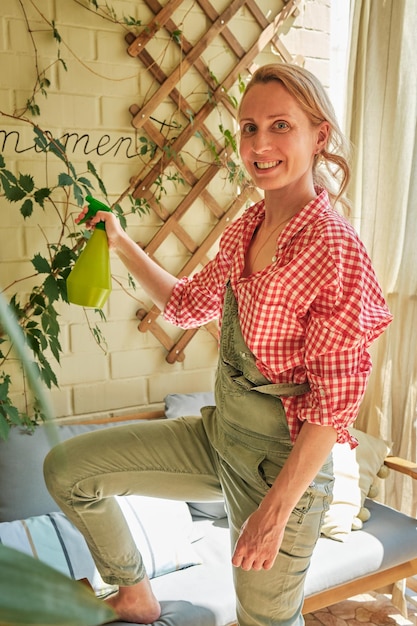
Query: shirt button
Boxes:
[
  {"xmin": 272, "ymin": 255, "xmax": 277, "ymax": 262},
  {"xmin": 240, "ymin": 352, "xmax": 246, "ymax": 359},
  {"xmin": 318, "ymin": 387, "xmax": 326, "ymax": 397}
]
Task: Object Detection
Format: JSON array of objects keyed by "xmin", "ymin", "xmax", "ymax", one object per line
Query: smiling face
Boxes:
[{"xmin": 239, "ymin": 80, "xmax": 329, "ymax": 204}]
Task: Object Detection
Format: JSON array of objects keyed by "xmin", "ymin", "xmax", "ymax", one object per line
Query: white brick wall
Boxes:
[{"xmin": 0, "ymin": 0, "xmax": 333, "ymax": 422}]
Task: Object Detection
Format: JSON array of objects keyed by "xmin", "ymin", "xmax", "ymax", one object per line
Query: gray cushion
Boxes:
[
  {"xmin": 111, "ymin": 599, "xmax": 221, "ymax": 626},
  {"xmin": 164, "ymin": 392, "xmax": 215, "ymax": 420},
  {"xmin": 108, "ymin": 498, "xmax": 417, "ymax": 625},
  {"xmin": 0, "ymin": 419, "xmax": 171, "ymax": 522},
  {"xmin": 131, "ymin": 518, "xmax": 236, "ymax": 626},
  {"xmin": 305, "ymin": 498, "xmax": 417, "ymax": 597}
]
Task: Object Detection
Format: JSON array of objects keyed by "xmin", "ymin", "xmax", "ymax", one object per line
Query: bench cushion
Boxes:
[
  {"xmin": 109, "ymin": 499, "xmax": 417, "ymax": 626},
  {"xmin": 0, "ymin": 497, "xmax": 201, "ymax": 593},
  {"xmin": 305, "ymin": 498, "xmax": 417, "ymax": 596}
]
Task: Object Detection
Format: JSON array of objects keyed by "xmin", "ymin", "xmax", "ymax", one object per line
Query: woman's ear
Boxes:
[{"xmin": 316, "ymin": 121, "xmax": 330, "ymax": 153}]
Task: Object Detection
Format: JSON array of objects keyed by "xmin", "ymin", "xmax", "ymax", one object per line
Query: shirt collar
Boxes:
[{"xmin": 251, "ymin": 187, "xmax": 332, "ymax": 247}]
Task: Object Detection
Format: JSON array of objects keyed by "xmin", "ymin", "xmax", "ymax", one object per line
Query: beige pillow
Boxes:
[{"xmin": 320, "ymin": 427, "xmax": 390, "ymax": 542}]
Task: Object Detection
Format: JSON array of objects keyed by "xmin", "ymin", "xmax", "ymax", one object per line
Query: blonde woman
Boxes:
[{"xmin": 45, "ymin": 64, "xmax": 392, "ymax": 626}]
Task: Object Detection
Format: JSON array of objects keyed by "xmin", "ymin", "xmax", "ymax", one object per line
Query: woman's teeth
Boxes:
[{"xmin": 255, "ymin": 161, "xmax": 280, "ymax": 169}]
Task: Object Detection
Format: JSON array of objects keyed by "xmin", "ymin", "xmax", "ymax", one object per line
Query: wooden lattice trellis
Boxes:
[{"xmin": 125, "ymin": 0, "xmax": 301, "ymax": 363}]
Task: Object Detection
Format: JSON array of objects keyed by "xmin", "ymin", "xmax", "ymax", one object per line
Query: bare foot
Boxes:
[{"xmin": 105, "ymin": 577, "xmax": 161, "ymax": 623}]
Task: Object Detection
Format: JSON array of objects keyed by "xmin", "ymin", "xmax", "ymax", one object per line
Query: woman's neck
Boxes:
[{"xmin": 263, "ymin": 184, "xmax": 317, "ymax": 228}]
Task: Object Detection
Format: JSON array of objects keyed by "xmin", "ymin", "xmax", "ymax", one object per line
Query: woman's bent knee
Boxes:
[{"xmin": 43, "ymin": 442, "xmax": 73, "ymax": 506}]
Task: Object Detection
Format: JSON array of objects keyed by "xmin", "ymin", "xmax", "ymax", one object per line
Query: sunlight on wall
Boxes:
[{"xmin": 330, "ymin": 0, "xmax": 351, "ymax": 128}]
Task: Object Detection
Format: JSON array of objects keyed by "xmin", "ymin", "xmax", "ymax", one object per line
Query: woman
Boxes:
[{"xmin": 44, "ymin": 64, "xmax": 392, "ymax": 625}]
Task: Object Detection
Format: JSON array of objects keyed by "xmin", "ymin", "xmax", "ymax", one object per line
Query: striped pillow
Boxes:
[{"xmin": 0, "ymin": 496, "xmax": 200, "ymax": 596}]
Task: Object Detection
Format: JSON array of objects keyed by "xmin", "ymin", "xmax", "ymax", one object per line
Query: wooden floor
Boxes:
[{"xmin": 305, "ymin": 586, "xmax": 417, "ymax": 626}]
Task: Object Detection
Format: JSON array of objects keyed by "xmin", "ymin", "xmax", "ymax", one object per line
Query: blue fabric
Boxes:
[
  {"xmin": 0, "ymin": 499, "xmax": 200, "ymax": 595},
  {"xmin": 164, "ymin": 392, "xmax": 215, "ymax": 420}
]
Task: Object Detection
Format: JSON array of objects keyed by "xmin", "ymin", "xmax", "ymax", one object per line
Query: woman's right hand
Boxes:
[
  {"xmin": 75, "ymin": 205, "xmax": 178, "ymax": 310},
  {"xmin": 76, "ymin": 208, "xmax": 125, "ymax": 251}
]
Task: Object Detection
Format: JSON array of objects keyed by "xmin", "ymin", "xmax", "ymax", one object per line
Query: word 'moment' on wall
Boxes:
[{"xmin": 0, "ymin": 129, "xmax": 141, "ymax": 159}]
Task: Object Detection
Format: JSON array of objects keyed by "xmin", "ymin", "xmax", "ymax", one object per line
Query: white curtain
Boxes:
[{"xmin": 345, "ymin": 0, "xmax": 417, "ymax": 515}]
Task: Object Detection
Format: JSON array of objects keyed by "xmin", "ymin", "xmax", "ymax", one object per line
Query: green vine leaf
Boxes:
[
  {"xmin": 0, "ymin": 374, "xmax": 11, "ymax": 401},
  {"xmin": 9, "ymin": 295, "xmax": 24, "ymax": 319},
  {"xmin": 34, "ymin": 187, "xmax": 51, "ymax": 207},
  {"xmin": 39, "ymin": 76, "xmax": 51, "ymax": 96},
  {"xmin": 237, "ymin": 74, "xmax": 246, "ymax": 94},
  {"xmin": 123, "ymin": 16, "xmax": 142, "ymax": 28},
  {"xmin": 5, "ymin": 185, "xmax": 26, "ymax": 202},
  {"xmin": 112, "ymin": 203, "xmax": 126, "ymax": 229},
  {"xmin": 51, "ymin": 20, "xmax": 62, "ymax": 43},
  {"xmin": 48, "ymin": 137, "xmax": 68, "ymax": 164},
  {"xmin": 58, "ymin": 172, "xmax": 73, "ymax": 186},
  {"xmin": 87, "ymin": 161, "xmax": 107, "ymax": 195},
  {"xmin": 0, "ymin": 414, "xmax": 9, "ymax": 441},
  {"xmin": 0, "ymin": 169, "xmax": 26, "ymax": 201},
  {"xmin": 172, "ymin": 29, "xmax": 182, "ymax": 45},
  {"xmin": 0, "ymin": 403, "xmax": 20, "ymax": 427},
  {"xmin": 77, "ymin": 176, "xmax": 94, "ymax": 190},
  {"xmin": 0, "ymin": 168, "xmax": 18, "ymax": 186},
  {"xmin": 19, "ymin": 174, "xmax": 34, "ymax": 192},
  {"xmin": 72, "ymin": 181, "xmax": 84, "ymax": 206},
  {"xmin": 38, "ymin": 352, "xmax": 58, "ymax": 388},
  {"xmin": 32, "ymin": 254, "xmax": 51, "ymax": 274},
  {"xmin": 27, "ymin": 101, "xmax": 41, "ymax": 116},
  {"xmin": 43, "ymin": 274, "xmax": 61, "ymax": 304},
  {"xmin": 33, "ymin": 126, "xmax": 49, "ymax": 150},
  {"xmin": 219, "ymin": 124, "xmax": 237, "ymax": 153},
  {"xmin": 58, "ymin": 55, "xmax": 67, "ymax": 72},
  {"xmin": 20, "ymin": 198, "xmax": 33, "ymax": 218},
  {"xmin": 52, "ymin": 246, "xmax": 73, "ymax": 271}
]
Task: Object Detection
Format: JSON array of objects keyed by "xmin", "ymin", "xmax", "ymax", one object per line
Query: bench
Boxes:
[{"xmin": 0, "ymin": 396, "xmax": 416, "ymax": 626}]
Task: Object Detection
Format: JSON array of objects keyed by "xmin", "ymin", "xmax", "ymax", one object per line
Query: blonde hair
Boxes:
[{"xmin": 239, "ymin": 63, "xmax": 351, "ymax": 213}]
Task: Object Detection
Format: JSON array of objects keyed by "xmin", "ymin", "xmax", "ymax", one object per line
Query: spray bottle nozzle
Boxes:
[{"xmin": 79, "ymin": 196, "xmax": 112, "ymax": 231}]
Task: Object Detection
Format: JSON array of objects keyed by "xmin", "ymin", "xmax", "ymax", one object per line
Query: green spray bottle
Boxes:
[{"xmin": 66, "ymin": 196, "xmax": 112, "ymax": 308}]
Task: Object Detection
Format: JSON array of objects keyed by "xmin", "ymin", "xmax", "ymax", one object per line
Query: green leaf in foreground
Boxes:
[{"xmin": 0, "ymin": 545, "xmax": 116, "ymax": 625}]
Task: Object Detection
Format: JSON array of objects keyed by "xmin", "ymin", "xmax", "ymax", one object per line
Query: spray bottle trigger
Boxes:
[{"xmin": 79, "ymin": 196, "xmax": 112, "ymax": 230}]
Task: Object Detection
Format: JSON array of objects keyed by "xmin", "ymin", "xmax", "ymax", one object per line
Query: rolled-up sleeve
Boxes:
[
  {"xmin": 163, "ymin": 218, "xmax": 243, "ymax": 328},
  {"xmin": 295, "ymin": 324, "xmax": 373, "ymax": 446},
  {"xmin": 164, "ymin": 275, "xmax": 222, "ymax": 329},
  {"xmin": 286, "ymin": 242, "xmax": 392, "ymax": 447}
]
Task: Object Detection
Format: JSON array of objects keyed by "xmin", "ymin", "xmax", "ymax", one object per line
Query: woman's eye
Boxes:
[
  {"xmin": 241, "ymin": 123, "xmax": 256, "ymax": 134},
  {"xmin": 275, "ymin": 121, "xmax": 289, "ymax": 131}
]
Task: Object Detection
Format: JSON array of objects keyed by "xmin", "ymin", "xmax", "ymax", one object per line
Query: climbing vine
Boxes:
[{"xmin": 0, "ymin": 0, "xmax": 246, "ymax": 438}]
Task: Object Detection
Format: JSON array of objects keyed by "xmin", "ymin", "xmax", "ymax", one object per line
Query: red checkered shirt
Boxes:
[{"xmin": 164, "ymin": 189, "xmax": 392, "ymax": 446}]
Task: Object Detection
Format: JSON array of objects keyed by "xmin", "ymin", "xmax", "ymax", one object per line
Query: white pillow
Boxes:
[
  {"xmin": 164, "ymin": 392, "xmax": 215, "ymax": 420},
  {"xmin": 321, "ymin": 427, "xmax": 390, "ymax": 542},
  {"xmin": 0, "ymin": 496, "xmax": 200, "ymax": 596}
]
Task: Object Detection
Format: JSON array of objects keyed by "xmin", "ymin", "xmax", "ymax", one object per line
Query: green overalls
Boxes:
[
  {"xmin": 44, "ymin": 285, "xmax": 333, "ymax": 626},
  {"xmin": 201, "ymin": 285, "xmax": 333, "ymax": 625}
]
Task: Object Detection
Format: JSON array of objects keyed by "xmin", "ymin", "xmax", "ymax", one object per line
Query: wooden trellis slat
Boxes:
[
  {"xmin": 126, "ymin": 0, "xmax": 301, "ymax": 362},
  {"xmin": 128, "ymin": 0, "xmax": 248, "ymax": 129}
]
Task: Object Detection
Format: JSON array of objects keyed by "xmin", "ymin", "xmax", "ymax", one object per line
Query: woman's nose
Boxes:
[{"xmin": 251, "ymin": 131, "xmax": 272, "ymax": 154}]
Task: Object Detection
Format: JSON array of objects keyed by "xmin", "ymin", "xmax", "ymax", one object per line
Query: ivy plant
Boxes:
[
  {"xmin": 0, "ymin": 0, "xmax": 247, "ymax": 440},
  {"xmin": 0, "ymin": 130, "xmax": 102, "ymax": 438}
]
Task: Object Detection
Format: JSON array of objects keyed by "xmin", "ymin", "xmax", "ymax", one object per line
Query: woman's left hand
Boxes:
[
  {"xmin": 231, "ymin": 422, "xmax": 338, "ymax": 572},
  {"xmin": 231, "ymin": 506, "xmax": 284, "ymax": 571}
]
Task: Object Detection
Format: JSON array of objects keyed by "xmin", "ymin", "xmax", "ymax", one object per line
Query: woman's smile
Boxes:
[{"xmin": 255, "ymin": 160, "xmax": 282, "ymax": 170}]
